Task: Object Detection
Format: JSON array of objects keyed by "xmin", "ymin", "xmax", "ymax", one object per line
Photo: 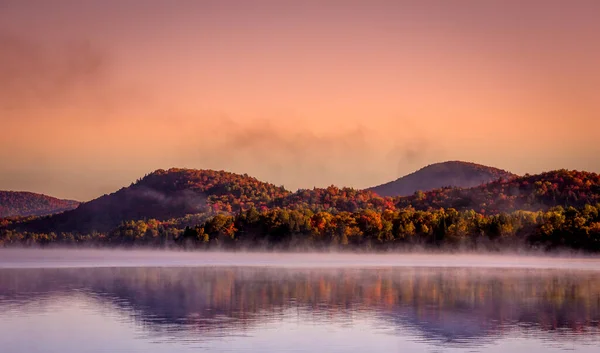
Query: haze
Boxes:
[
  {"xmin": 2, "ymin": 0, "xmax": 599, "ymax": 201},
  {"xmin": 1, "ymin": 249, "xmax": 600, "ymax": 271}
]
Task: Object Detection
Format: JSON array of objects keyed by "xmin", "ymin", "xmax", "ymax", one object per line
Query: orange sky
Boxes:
[{"xmin": 1, "ymin": 0, "xmax": 599, "ymax": 201}]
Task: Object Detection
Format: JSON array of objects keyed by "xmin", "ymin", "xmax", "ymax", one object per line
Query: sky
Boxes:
[{"xmin": 1, "ymin": 0, "xmax": 599, "ymax": 201}]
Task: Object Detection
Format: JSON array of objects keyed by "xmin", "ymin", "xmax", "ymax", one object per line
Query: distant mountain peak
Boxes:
[{"xmin": 368, "ymin": 161, "xmax": 516, "ymax": 197}]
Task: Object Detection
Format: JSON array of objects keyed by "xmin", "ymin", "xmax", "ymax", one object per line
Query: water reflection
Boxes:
[{"xmin": 1, "ymin": 267, "xmax": 599, "ymax": 348}]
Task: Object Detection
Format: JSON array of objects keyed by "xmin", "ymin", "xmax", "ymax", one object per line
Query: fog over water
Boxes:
[{"xmin": 1, "ymin": 249, "xmax": 599, "ymax": 270}]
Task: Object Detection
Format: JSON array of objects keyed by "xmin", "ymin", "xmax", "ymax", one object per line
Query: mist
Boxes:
[{"xmin": 1, "ymin": 248, "xmax": 599, "ymax": 271}]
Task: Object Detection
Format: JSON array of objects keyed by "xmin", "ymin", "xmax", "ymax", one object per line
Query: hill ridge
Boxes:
[
  {"xmin": 368, "ymin": 161, "xmax": 517, "ymax": 197},
  {"xmin": 6, "ymin": 165, "xmax": 600, "ymax": 235},
  {"xmin": 0, "ymin": 191, "xmax": 80, "ymax": 218}
]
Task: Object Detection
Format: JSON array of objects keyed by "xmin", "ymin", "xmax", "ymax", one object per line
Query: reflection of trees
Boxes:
[{"xmin": 1, "ymin": 267, "xmax": 599, "ymax": 345}]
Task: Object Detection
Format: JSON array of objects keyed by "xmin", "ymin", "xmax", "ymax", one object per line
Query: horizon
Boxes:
[
  {"xmin": 3, "ymin": 159, "xmax": 505, "ymax": 201},
  {"xmin": 2, "ymin": 1, "xmax": 599, "ymax": 201}
]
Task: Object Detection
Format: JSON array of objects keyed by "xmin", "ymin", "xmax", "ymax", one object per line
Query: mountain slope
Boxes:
[
  {"xmin": 20, "ymin": 168, "xmax": 290, "ymax": 233},
  {"xmin": 369, "ymin": 161, "xmax": 516, "ymax": 197},
  {"xmin": 0, "ymin": 191, "xmax": 79, "ymax": 217},
  {"xmin": 395, "ymin": 169, "xmax": 600, "ymax": 213},
  {"xmin": 13, "ymin": 166, "xmax": 600, "ymax": 235},
  {"xmin": 4, "ymin": 166, "xmax": 600, "ymax": 251}
]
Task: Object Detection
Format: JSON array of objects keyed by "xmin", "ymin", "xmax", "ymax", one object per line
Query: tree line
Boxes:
[{"xmin": 2, "ymin": 204, "xmax": 599, "ymax": 252}]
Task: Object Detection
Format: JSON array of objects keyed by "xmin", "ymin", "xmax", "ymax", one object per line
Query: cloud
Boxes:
[
  {"xmin": 386, "ymin": 138, "xmax": 432, "ymax": 172},
  {"xmin": 175, "ymin": 117, "xmax": 439, "ymax": 190},
  {"xmin": 0, "ymin": 31, "xmax": 110, "ymax": 114}
]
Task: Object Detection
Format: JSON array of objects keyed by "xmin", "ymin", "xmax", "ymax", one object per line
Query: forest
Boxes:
[
  {"xmin": 0, "ymin": 191, "xmax": 79, "ymax": 217},
  {"xmin": 2, "ymin": 204, "xmax": 600, "ymax": 252},
  {"xmin": 1, "ymin": 168, "xmax": 600, "ymax": 252}
]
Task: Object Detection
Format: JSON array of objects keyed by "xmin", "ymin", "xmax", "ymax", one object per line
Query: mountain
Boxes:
[
  {"xmin": 395, "ymin": 169, "xmax": 600, "ymax": 213},
  {"xmin": 14, "ymin": 166, "xmax": 599, "ymax": 234},
  {"xmin": 0, "ymin": 191, "xmax": 79, "ymax": 218},
  {"xmin": 4, "ymin": 166, "xmax": 600, "ymax": 251},
  {"xmin": 20, "ymin": 168, "xmax": 290, "ymax": 233},
  {"xmin": 368, "ymin": 161, "xmax": 517, "ymax": 197},
  {"xmin": 18, "ymin": 168, "xmax": 397, "ymax": 233}
]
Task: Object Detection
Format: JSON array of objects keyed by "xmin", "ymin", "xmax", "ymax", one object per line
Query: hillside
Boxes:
[
  {"xmin": 270, "ymin": 186, "xmax": 392, "ymax": 212},
  {"xmin": 0, "ymin": 191, "xmax": 79, "ymax": 217},
  {"xmin": 368, "ymin": 161, "xmax": 516, "ymax": 197},
  {"xmin": 20, "ymin": 168, "xmax": 290, "ymax": 233},
  {"xmin": 12, "ymin": 167, "xmax": 600, "ymax": 235},
  {"xmin": 3, "ymin": 166, "xmax": 600, "ymax": 251},
  {"xmin": 16, "ymin": 170, "xmax": 398, "ymax": 234},
  {"xmin": 395, "ymin": 169, "xmax": 600, "ymax": 213}
]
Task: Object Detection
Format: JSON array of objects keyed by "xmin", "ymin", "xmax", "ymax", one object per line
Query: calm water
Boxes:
[{"xmin": 1, "ymin": 250, "xmax": 600, "ymax": 352}]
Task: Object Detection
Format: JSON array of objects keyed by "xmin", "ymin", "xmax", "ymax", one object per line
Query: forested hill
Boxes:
[
  {"xmin": 368, "ymin": 161, "xmax": 516, "ymax": 197},
  {"xmin": 0, "ymin": 191, "xmax": 79, "ymax": 217},
  {"xmin": 3, "ymin": 167, "xmax": 600, "ymax": 252},
  {"xmin": 396, "ymin": 170, "xmax": 600, "ymax": 214},
  {"xmin": 19, "ymin": 168, "xmax": 290, "ymax": 232},
  {"xmin": 8, "ymin": 168, "xmax": 600, "ymax": 234}
]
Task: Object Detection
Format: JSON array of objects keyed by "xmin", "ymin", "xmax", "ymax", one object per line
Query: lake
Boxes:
[{"xmin": 0, "ymin": 249, "xmax": 599, "ymax": 352}]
